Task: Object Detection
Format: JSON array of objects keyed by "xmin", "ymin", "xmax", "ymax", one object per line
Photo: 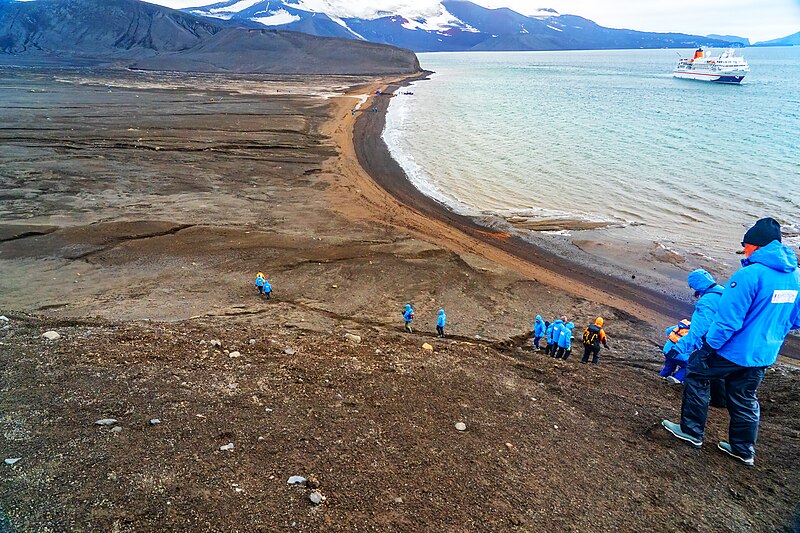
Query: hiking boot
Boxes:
[
  {"xmin": 662, "ymin": 420, "xmax": 702, "ymax": 448},
  {"xmin": 717, "ymin": 442, "xmax": 754, "ymax": 466},
  {"xmin": 665, "ymin": 376, "xmax": 682, "ymax": 385}
]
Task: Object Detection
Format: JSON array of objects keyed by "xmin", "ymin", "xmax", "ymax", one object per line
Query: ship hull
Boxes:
[{"xmin": 673, "ymin": 71, "xmax": 746, "ymax": 83}]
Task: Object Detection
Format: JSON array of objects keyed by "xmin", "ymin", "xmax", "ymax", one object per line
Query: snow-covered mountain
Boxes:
[{"xmin": 183, "ymin": 0, "xmax": 736, "ymax": 52}]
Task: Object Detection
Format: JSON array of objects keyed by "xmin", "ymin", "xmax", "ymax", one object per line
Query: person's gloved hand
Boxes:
[{"xmin": 690, "ymin": 339, "xmax": 716, "ymax": 370}]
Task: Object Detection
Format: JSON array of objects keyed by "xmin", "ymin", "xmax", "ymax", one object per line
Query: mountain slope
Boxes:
[
  {"xmin": 0, "ymin": 0, "xmax": 421, "ymax": 74},
  {"xmin": 754, "ymin": 31, "xmax": 800, "ymax": 47},
  {"xmin": 183, "ymin": 0, "xmax": 738, "ymax": 52}
]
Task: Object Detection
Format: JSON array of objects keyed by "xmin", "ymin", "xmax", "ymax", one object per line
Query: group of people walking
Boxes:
[{"xmin": 534, "ymin": 315, "xmax": 610, "ymax": 364}]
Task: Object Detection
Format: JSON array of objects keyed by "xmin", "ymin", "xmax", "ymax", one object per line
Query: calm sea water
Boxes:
[{"xmin": 383, "ymin": 48, "xmax": 800, "ymax": 262}]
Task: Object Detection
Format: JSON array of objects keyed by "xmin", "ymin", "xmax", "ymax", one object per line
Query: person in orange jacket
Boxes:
[{"xmin": 581, "ymin": 317, "xmax": 610, "ymax": 364}]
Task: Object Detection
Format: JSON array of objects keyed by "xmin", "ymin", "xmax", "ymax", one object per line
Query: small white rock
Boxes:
[
  {"xmin": 210, "ymin": 339, "xmax": 222, "ymax": 348},
  {"xmin": 149, "ymin": 419, "xmax": 161, "ymax": 426},
  {"xmin": 95, "ymin": 418, "xmax": 118, "ymax": 426},
  {"xmin": 422, "ymin": 343, "xmax": 433, "ymax": 352},
  {"xmin": 0, "ymin": 315, "xmax": 9, "ymax": 322},
  {"xmin": 42, "ymin": 331, "xmax": 61, "ymax": 341},
  {"xmin": 287, "ymin": 475, "xmax": 306, "ymax": 486},
  {"xmin": 249, "ymin": 339, "xmax": 256, "ymax": 345},
  {"xmin": 228, "ymin": 351, "xmax": 241, "ymax": 358},
  {"xmin": 284, "ymin": 348, "xmax": 296, "ymax": 355},
  {"xmin": 345, "ymin": 333, "xmax": 362, "ymax": 344},
  {"xmin": 110, "ymin": 426, "xmax": 123, "ymax": 433},
  {"xmin": 455, "ymin": 422, "xmax": 467, "ymax": 431},
  {"xmin": 553, "ymin": 425, "xmax": 559, "ymax": 430},
  {"xmin": 4, "ymin": 458, "xmax": 21, "ymax": 465},
  {"xmin": 309, "ymin": 491, "xmax": 325, "ymax": 504},
  {"xmin": 219, "ymin": 443, "xmax": 234, "ymax": 451}
]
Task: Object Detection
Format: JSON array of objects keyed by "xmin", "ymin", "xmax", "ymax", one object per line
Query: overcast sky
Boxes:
[{"xmin": 146, "ymin": 0, "xmax": 800, "ymax": 42}]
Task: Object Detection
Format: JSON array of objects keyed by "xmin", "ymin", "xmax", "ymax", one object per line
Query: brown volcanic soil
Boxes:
[{"xmin": 1, "ymin": 68, "xmax": 799, "ymax": 531}]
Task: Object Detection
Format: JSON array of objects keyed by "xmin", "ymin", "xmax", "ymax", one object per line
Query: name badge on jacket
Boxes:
[{"xmin": 771, "ymin": 290, "xmax": 798, "ymax": 304}]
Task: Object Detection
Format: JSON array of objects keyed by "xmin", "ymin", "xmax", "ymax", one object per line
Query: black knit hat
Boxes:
[{"xmin": 742, "ymin": 217, "xmax": 782, "ymax": 247}]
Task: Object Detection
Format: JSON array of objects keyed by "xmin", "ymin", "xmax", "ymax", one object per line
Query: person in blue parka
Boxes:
[
  {"xmin": 436, "ymin": 309, "xmax": 446, "ymax": 338},
  {"xmin": 262, "ymin": 278, "xmax": 272, "ymax": 299},
  {"xmin": 662, "ymin": 269, "xmax": 725, "ymax": 384},
  {"xmin": 547, "ymin": 316, "xmax": 565, "ymax": 357},
  {"xmin": 403, "ymin": 304, "xmax": 415, "ymax": 333},
  {"xmin": 663, "ymin": 218, "xmax": 800, "ymax": 466},
  {"xmin": 533, "ymin": 315, "xmax": 546, "ymax": 350},
  {"xmin": 556, "ymin": 322, "xmax": 575, "ymax": 360}
]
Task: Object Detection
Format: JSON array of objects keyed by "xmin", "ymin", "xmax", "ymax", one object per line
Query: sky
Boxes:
[{"xmin": 145, "ymin": 0, "xmax": 800, "ymax": 42}]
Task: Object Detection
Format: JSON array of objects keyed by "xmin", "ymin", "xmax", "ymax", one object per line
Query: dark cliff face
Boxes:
[{"xmin": 0, "ymin": 0, "xmax": 421, "ymax": 75}]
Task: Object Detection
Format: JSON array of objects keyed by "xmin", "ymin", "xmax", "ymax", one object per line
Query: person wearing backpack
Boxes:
[
  {"xmin": 661, "ymin": 319, "xmax": 691, "ymax": 383},
  {"xmin": 403, "ymin": 304, "xmax": 415, "ymax": 333},
  {"xmin": 556, "ymin": 322, "xmax": 575, "ymax": 360},
  {"xmin": 533, "ymin": 315, "xmax": 546, "ymax": 350},
  {"xmin": 581, "ymin": 317, "xmax": 610, "ymax": 364}
]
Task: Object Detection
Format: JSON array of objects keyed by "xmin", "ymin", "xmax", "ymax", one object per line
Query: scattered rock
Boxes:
[
  {"xmin": 345, "ymin": 333, "xmax": 362, "ymax": 344},
  {"xmin": 95, "ymin": 418, "xmax": 118, "ymax": 426},
  {"xmin": 249, "ymin": 339, "xmax": 256, "ymax": 345},
  {"xmin": 475, "ymin": 335, "xmax": 481, "ymax": 340},
  {"xmin": 149, "ymin": 419, "xmax": 161, "ymax": 426},
  {"xmin": 553, "ymin": 425, "xmax": 559, "ymax": 430},
  {"xmin": 219, "ymin": 443, "xmax": 235, "ymax": 452},
  {"xmin": 455, "ymin": 422, "xmax": 467, "ymax": 432},
  {"xmin": 210, "ymin": 339, "xmax": 222, "ymax": 348},
  {"xmin": 505, "ymin": 442, "xmax": 513, "ymax": 449},
  {"xmin": 287, "ymin": 476, "xmax": 306, "ymax": 486},
  {"xmin": 42, "ymin": 331, "xmax": 61, "ymax": 341},
  {"xmin": 422, "ymin": 343, "xmax": 433, "ymax": 352},
  {"xmin": 228, "ymin": 351, "xmax": 241, "ymax": 358},
  {"xmin": 110, "ymin": 426, "xmax": 123, "ymax": 433},
  {"xmin": 265, "ymin": 408, "xmax": 274, "ymax": 413},
  {"xmin": 0, "ymin": 315, "xmax": 9, "ymax": 322},
  {"xmin": 284, "ymin": 348, "xmax": 296, "ymax": 355},
  {"xmin": 4, "ymin": 458, "xmax": 21, "ymax": 465},
  {"xmin": 394, "ymin": 497, "xmax": 404, "ymax": 504},
  {"xmin": 331, "ymin": 284, "xmax": 338, "ymax": 289},
  {"xmin": 309, "ymin": 490, "xmax": 325, "ymax": 505},
  {"xmin": 306, "ymin": 474, "xmax": 320, "ymax": 489}
]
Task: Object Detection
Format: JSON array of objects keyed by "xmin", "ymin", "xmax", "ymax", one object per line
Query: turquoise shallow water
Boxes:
[{"xmin": 383, "ymin": 48, "xmax": 800, "ymax": 261}]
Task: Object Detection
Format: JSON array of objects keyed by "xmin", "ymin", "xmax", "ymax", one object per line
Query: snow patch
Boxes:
[
  {"xmin": 546, "ymin": 25, "xmax": 563, "ymax": 32},
  {"xmin": 208, "ymin": 0, "xmax": 262, "ymax": 15},
  {"xmin": 252, "ymin": 10, "xmax": 301, "ymax": 25}
]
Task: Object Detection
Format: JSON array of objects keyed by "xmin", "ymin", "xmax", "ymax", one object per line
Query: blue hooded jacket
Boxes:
[
  {"xmin": 533, "ymin": 315, "xmax": 545, "ymax": 337},
  {"xmin": 437, "ymin": 309, "xmax": 446, "ymax": 327},
  {"xmin": 549, "ymin": 319, "xmax": 564, "ymax": 344},
  {"xmin": 557, "ymin": 322, "xmax": 575, "ymax": 349},
  {"xmin": 262, "ymin": 279, "xmax": 272, "ymax": 293},
  {"xmin": 706, "ymin": 240, "xmax": 800, "ymax": 367},
  {"xmin": 672, "ymin": 269, "xmax": 724, "ymax": 361},
  {"xmin": 255, "ymin": 276, "xmax": 265, "ymax": 288},
  {"xmin": 403, "ymin": 304, "xmax": 415, "ymax": 322}
]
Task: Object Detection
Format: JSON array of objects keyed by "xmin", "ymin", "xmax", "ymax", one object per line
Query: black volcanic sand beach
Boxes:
[{"xmin": 1, "ymin": 67, "xmax": 799, "ymax": 531}]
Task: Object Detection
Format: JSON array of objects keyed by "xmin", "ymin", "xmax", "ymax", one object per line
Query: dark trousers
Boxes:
[
  {"xmin": 533, "ymin": 336, "xmax": 541, "ymax": 348},
  {"xmin": 405, "ymin": 321, "xmax": 412, "ymax": 333},
  {"xmin": 556, "ymin": 347, "xmax": 571, "ymax": 360},
  {"xmin": 582, "ymin": 344, "xmax": 601, "ymax": 364},
  {"xmin": 436, "ymin": 326, "xmax": 445, "ymax": 338},
  {"xmin": 680, "ymin": 352, "xmax": 765, "ymax": 458}
]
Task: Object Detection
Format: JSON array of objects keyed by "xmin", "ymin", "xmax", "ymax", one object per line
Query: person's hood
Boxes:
[
  {"xmin": 742, "ymin": 240, "xmax": 798, "ymax": 273},
  {"xmin": 566, "ymin": 322, "xmax": 574, "ymax": 330},
  {"xmin": 405, "ymin": 304, "xmax": 412, "ymax": 312},
  {"xmin": 687, "ymin": 269, "xmax": 716, "ymax": 292},
  {"xmin": 594, "ymin": 317, "xmax": 604, "ymax": 327},
  {"xmin": 554, "ymin": 319, "xmax": 564, "ymax": 325},
  {"xmin": 535, "ymin": 315, "xmax": 543, "ymax": 322},
  {"xmin": 438, "ymin": 309, "xmax": 445, "ymax": 316}
]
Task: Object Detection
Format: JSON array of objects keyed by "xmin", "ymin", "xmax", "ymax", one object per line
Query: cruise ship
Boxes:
[{"xmin": 673, "ymin": 48, "xmax": 749, "ymax": 83}]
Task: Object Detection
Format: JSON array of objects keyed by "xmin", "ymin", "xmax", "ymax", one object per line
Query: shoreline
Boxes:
[{"xmin": 343, "ymin": 73, "xmax": 800, "ymax": 357}]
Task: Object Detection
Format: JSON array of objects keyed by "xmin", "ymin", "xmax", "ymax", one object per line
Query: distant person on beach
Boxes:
[
  {"xmin": 533, "ymin": 315, "xmax": 545, "ymax": 350},
  {"xmin": 661, "ymin": 269, "xmax": 726, "ymax": 385},
  {"xmin": 548, "ymin": 316, "xmax": 567, "ymax": 357},
  {"xmin": 581, "ymin": 317, "xmax": 610, "ymax": 364},
  {"xmin": 556, "ymin": 322, "xmax": 575, "ymax": 360},
  {"xmin": 436, "ymin": 309, "xmax": 447, "ymax": 338},
  {"xmin": 663, "ymin": 218, "xmax": 800, "ymax": 466},
  {"xmin": 403, "ymin": 304, "xmax": 415, "ymax": 333},
  {"xmin": 661, "ymin": 319, "xmax": 691, "ymax": 383}
]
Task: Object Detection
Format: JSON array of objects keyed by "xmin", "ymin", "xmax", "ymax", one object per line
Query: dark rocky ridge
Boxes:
[{"xmin": 0, "ymin": 0, "xmax": 421, "ymax": 74}]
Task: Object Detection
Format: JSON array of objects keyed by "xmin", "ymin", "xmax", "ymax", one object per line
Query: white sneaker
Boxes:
[{"xmin": 665, "ymin": 376, "xmax": 682, "ymax": 385}]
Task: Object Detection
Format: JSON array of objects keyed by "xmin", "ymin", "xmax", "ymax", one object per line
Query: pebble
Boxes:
[
  {"xmin": 505, "ymin": 442, "xmax": 513, "ymax": 449},
  {"xmin": 554, "ymin": 425, "xmax": 559, "ymax": 430},
  {"xmin": 42, "ymin": 331, "xmax": 61, "ymax": 341},
  {"xmin": 219, "ymin": 443, "xmax": 235, "ymax": 452},
  {"xmin": 4, "ymin": 458, "xmax": 21, "ymax": 465},
  {"xmin": 0, "ymin": 315, "xmax": 9, "ymax": 322},
  {"xmin": 421, "ymin": 343, "xmax": 433, "ymax": 352},
  {"xmin": 306, "ymin": 474, "xmax": 320, "ymax": 489},
  {"xmin": 249, "ymin": 339, "xmax": 256, "ymax": 345},
  {"xmin": 309, "ymin": 491, "xmax": 325, "ymax": 505},
  {"xmin": 95, "ymin": 418, "xmax": 118, "ymax": 426},
  {"xmin": 149, "ymin": 419, "xmax": 161, "ymax": 426},
  {"xmin": 284, "ymin": 348, "xmax": 296, "ymax": 355},
  {"xmin": 210, "ymin": 339, "xmax": 222, "ymax": 348},
  {"xmin": 345, "ymin": 333, "xmax": 362, "ymax": 344},
  {"xmin": 455, "ymin": 422, "xmax": 467, "ymax": 432},
  {"xmin": 228, "ymin": 351, "xmax": 241, "ymax": 358},
  {"xmin": 110, "ymin": 426, "xmax": 123, "ymax": 433},
  {"xmin": 394, "ymin": 497, "xmax": 404, "ymax": 504},
  {"xmin": 287, "ymin": 475, "xmax": 306, "ymax": 486}
]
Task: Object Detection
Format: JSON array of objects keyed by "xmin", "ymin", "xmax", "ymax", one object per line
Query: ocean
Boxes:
[{"xmin": 383, "ymin": 47, "xmax": 800, "ymax": 270}]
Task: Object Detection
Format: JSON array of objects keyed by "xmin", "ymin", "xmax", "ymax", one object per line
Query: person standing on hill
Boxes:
[
  {"xmin": 403, "ymin": 304, "xmax": 415, "ymax": 333},
  {"xmin": 255, "ymin": 272, "xmax": 266, "ymax": 294},
  {"xmin": 663, "ymin": 218, "xmax": 800, "ymax": 466},
  {"xmin": 548, "ymin": 316, "xmax": 566, "ymax": 357},
  {"xmin": 556, "ymin": 322, "xmax": 575, "ymax": 360},
  {"xmin": 533, "ymin": 315, "xmax": 546, "ymax": 350},
  {"xmin": 581, "ymin": 317, "xmax": 610, "ymax": 364},
  {"xmin": 436, "ymin": 309, "xmax": 447, "ymax": 338}
]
